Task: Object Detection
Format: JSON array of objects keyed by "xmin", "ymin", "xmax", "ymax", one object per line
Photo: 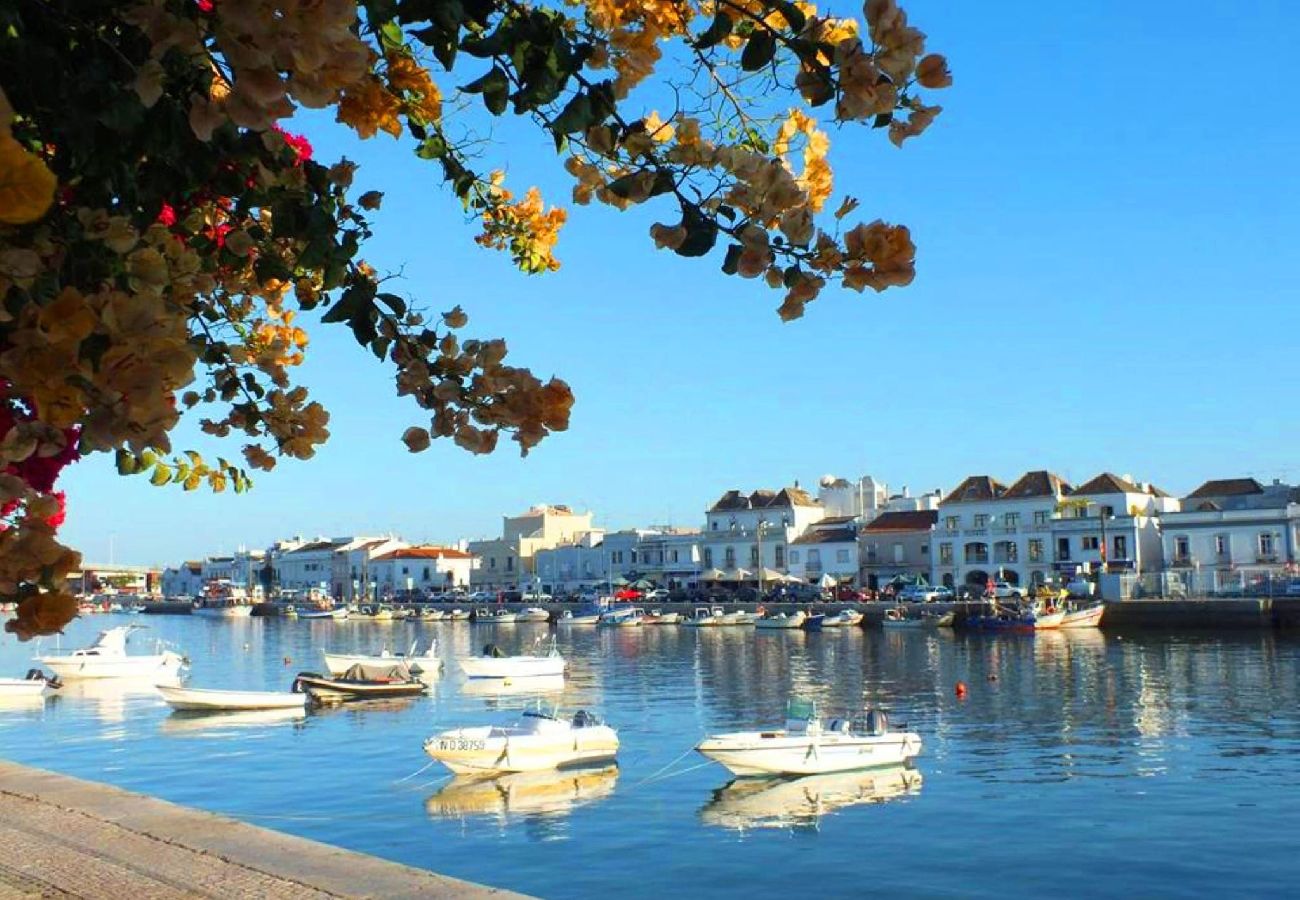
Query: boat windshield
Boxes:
[{"xmin": 785, "ymin": 699, "xmax": 816, "ymax": 721}]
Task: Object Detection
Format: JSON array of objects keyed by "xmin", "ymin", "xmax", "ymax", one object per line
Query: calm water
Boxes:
[{"xmin": 2, "ymin": 615, "xmax": 1299, "ymax": 898}]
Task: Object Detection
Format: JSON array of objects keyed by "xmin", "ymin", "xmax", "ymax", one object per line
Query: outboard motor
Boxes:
[{"xmin": 865, "ymin": 709, "xmax": 888, "ymax": 736}]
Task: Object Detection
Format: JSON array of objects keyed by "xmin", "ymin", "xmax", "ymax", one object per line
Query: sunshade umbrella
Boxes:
[
  {"xmin": 698, "ymin": 569, "xmax": 727, "ymax": 582},
  {"xmin": 631, "ymin": 579, "xmax": 655, "ymax": 590},
  {"xmin": 754, "ymin": 567, "xmax": 784, "ymax": 582},
  {"xmin": 725, "ymin": 568, "xmax": 753, "ymax": 582},
  {"xmin": 611, "ymin": 576, "xmax": 630, "ymax": 586},
  {"xmin": 818, "ymin": 573, "xmax": 837, "ymax": 589}
]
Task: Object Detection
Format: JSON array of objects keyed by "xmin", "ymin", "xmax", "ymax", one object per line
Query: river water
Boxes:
[{"xmin": 1, "ymin": 615, "xmax": 1297, "ymax": 898}]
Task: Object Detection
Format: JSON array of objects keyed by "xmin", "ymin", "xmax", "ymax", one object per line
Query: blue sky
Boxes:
[{"xmin": 62, "ymin": 1, "xmax": 1300, "ymax": 565}]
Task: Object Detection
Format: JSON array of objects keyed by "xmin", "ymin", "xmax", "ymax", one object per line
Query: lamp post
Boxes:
[{"xmin": 756, "ymin": 519, "xmax": 767, "ymax": 601}]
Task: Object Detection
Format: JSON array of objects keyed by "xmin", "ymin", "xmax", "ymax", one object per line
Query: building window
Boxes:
[
  {"xmin": 939, "ymin": 543, "xmax": 953, "ymax": 565},
  {"xmin": 703, "ymin": 548, "xmax": 713, "ymax": 568},
  {"xmin": 1057, "ymin": 537, "xmax": 1071, "ymax": 560},
  {"xmin": 973, "ymin": 514, "xmax": 988, "ymax": 528},
  {"xmin": 724, "ymin": 547, "xmax": 735, "ymax": 568},
  {"xmin": 944, "ymin": 516, "xmax": 959, "ymax": 531},
  {"xmin": 1004, "ymin": 512, "xmax": 1019, "ymax": 528},
  {"xmin": 506, "ymin": 557, "xmax": 514, "ymax": 572},
  {"xmin": 838, "ymin": 549, "xmax": 852, "ymax": 564},
  {"xmin": 711, "ymin": 521, "xmax": 718, "ymax": 531},
  {"xmin": 1028, "ymin": 539, "xmax": 1043, "ymax": 562},
  {"xmin": 1034, "ymin": 511, "xmax": 1050, "ymax": 526},
  {"xmin": 1082, "ymin": 536, "xmax": 1100, "ymax": 551},
  {"xmin": 774, "ymin": 546, "xmax": 784, "ymax": 568},
  {"xmin": 670, "ymin": 550, "xmax": 679, "ymax": 563},
  {"xmin": 489, "ymin": 558, "xmax": 496, "ymax": 569},
  {"xmin": 750, "ymin": 545, "xmax": 760, "ymax": 566},
  {"xmin": 1174, "ymin": 536, "xmax": 1190, "ymax": 561},
  {"xmin": 1215, "ymin": 534, "xmax": 1229, "ymax": 557},
  {"xmin": 1259, "ymin": 533, "xmax": 1276, "ymax": 559},
  {"xmin": 808, "ymin": 549, "xmax": 821, "ymax": 564},
  {"xmin": 789, "ymin": 550, "xmax": 800, "ymax": 564},
  {"xmin": 630, "ymin": 551, "xmax": 637, "ymax": 564},
  {"xmin": 891, "ymin": 543, "xmax": 903, "ymax": 564},
  {"xmin": 920, "ymin": 544, "xmax": 928, "ymax": 555},
  {"xmin": 401, "ymin": 566, "xmax": 408, "ymax": 575},
  {"xmin": 1113, "ymin": 536, "xmax": 1127, "ymax": 560}
]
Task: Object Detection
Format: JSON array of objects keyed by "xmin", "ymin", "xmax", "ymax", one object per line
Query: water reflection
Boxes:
[
  {"xmin": 160, "ymin": 707, "xmax": 307, "ymax": 736},
  {"xmin": 55, "ymin": 677, "xmax": 170, "ymax": 723},
  {"xmin": 459, "ymin": 675, "xmax": 567, "ymax": 698},
  {"xmin": 426, "ymin": 764, "xmax": 619, "ymax": 826},
  {"xmin": 700, "ymin": 765, "xmax": 923, "ymax": 832}
]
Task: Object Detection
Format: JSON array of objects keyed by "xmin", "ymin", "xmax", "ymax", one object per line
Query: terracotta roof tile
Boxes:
[
  {"xmin": 1004, "ymin": 470, "xmax": 1071, "ymax": 499},
  {"xmin": 791, "ymin": 526, "xmax": 858, "ymax": 545},
  {"xmin": 373, "ymin": 546, "xmax": 473, "ymax": 561},
  {"xmin": 862, "ymin": 510, "xmax": 939, "ymax": 532},
  {"xmin": 940, "ymin": 476, "xmax": 1006, "ymax": 504},
  {"xmin": 1186, "ymin": 478, "xmax": 1265, "ymax": 499},
  {"xmin": 1070, "ymin": 472, "xmax": 1141, "ymax": 496}
]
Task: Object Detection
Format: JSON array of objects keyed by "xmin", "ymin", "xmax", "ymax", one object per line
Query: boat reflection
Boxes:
[
  {"xmin": 54, "ymin": 676, "xmax": 175, "ymax": 723},
  {"xmin": 701, "ymin": 765, "xmax": 923, "ymax": 832},
  {"xmin": 425, "ymin": 764, "xmax": 618, "ymax": 823},
  {"xmin": 458, "ymin": 674, "xmax": 566, "ymax": 698},
  {"xmin": 160, "ymin": 707, "xmax": 307, "ymax": 736},
  {"xmin": 0, "ymin": 692, "xmax": 48, "ymax": 712}
]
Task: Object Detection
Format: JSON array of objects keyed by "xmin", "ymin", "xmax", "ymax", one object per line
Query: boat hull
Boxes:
[
  {"xmin": 322, "ymin": 652, "xmax": 441, "ymax": 676},
  {"xmin": 158, "ymin": 685, "xmax": 306, "ymax": 711},
  {"xmin": 0, "ymin": 678, "xmax": 51, "ymax": 697},
  {"xmin": 755, "ymin": 613, "xmax": 807, "ymax": 630},
  {"xmin": 459, "ymin": 656, "xmax": 566, "ymax": 679},
  {"xmin": 36, "ymin": 655, "xmax": 183, "ymax": 681},
  {"xmin": 293, "ymin": 673, "xmax": 427, "ymax": 702},
  {"xmin": 558, "ymin": 614, "xmax": 602, "ymax": 626},
  {"xmin": 193, "ymin": 606, "xmax": 253, "ymax": 618},
  {"xmin": 696, "ymin": 732, "xmax": 923, "ymax": 776},
  {"xmin": 425, "ymin": 726, "xmax": 619, "ymax": 774},
  {"xmin": 1060, "ymin": 605, "xmax": 1105, "ymax": 628}
]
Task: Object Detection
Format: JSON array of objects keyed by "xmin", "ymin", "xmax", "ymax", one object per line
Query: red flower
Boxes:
[
  {"xmin": 196, "ymin": 0, "xmax": 215, "ymax": 13},
  {"xmin": 272, "ymin": 125, "xmax": 313, "ymax": 165},
  {"xmin": 157, "ymin": 202, "xmax": 177, "ymax": 227},
  {"xmin": 45, "ymin": 492, "xmax": 66, "ymax": 529}
]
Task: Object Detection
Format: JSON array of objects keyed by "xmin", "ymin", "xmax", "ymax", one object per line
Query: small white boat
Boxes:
[
  {"xmin": 695, "ymin": 700, "xmax": 922, "ymax": 776},
  {"xmin": 459, "ymin": 639, "xmax": 565, "ymax": 679},
  {"xmin": 35, "ymin": 626, "xmax": 186, "ymax": 681},
  {"xmin": 424, "ymin": 708, "xmax": 618, "ymax": 774},
  {"xmin": 355, "ymin": 604, "xmax": 396, "ymax": 621},
  {"xmin": 723, "ymin": 610, "xmax": 757, "ymax": 626},
  {"xmin": 476, "ymin": 607, "xmax": 517, "ymax": 624},
  {"xmin": 1060, "ymin": 603, "xmax": 1105, "ymax": 629},
  {"xmin": 419, "ymin": 608, "xmax": 446, "ymax": 621},
  {"xmin": 643, "ymin": 610, "xmax": 683, "ymax": 625},
  {"xmin": 821, "ymin": 610, "xmax": 864, "ymax": 628},
  {"xmin": 684, "ymin": 607, "xmax": 728, "ymax": 627},
  {"xmin": 300, "ymin": 606, "xmax": 346, "ymax": 620},
  {"xmin": 881, "ymin": 608, "xmax": 926, "ymax": 629},
  {"xmin": 157, "ymin": 684, "xmax": 307, "ymax": 711},
  {"xmin": 192, "ymin": 598, "xmax": 253, "ymax": 618},
  {"xmin": 755, "ymin": 611, "xmax": 807, "ymax": 630},
  {"xmin": 597, "ymin": 607, "xmax": 644, "ymax": 627},
  {"xmin": 322, "ymin": 640, "xmax": 441, "ymax": 676},
  {"xmin": 516, "ymin": 607, "xmax": 551, "ymax": 623},
  {"xmin": 448, "ymin": 608, "xmax": 471, "ymax": 620},
  {"xmin": 126, "ymin": 603, "xmax": 147, "ymax": 615},
  {"xmin": 557, "ymin": 610, "xmax": 602, "ymax": 625},
  {"xmin": 0, "ymin": 669, "xmax": 60, "ymax": 698}
]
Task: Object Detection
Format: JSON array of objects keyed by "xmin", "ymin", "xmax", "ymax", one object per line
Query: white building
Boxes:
[
  {"xmin": 632, "ymin": 530, "xmax": 703, "ymax": 588},
  {"xmin": 700, "ymin": 486, "xmax": 824, "ymax": 580},
  {"xmin": 273, "ymin": 537, "xmax": 349, "ymax": 595},
  {"xmin": 161, "ymin": 562, "xmax": 203, "ymax": 598},
  {"xmin": 859, "ymin": 510, "xmax": 938, "ymax": 588},
  {"xmin": 369, "ymin": 546, "xmax": 476, "ymax": 596},
  {"xmin": 469, "ymin": 505, "xmax": 597, "ymax": 590},
  {"xmin": 816, "ymin": 475, "xmax": 888, "ymax": 521},
  {"xmin": 788, "ymin": 517, "xmax": 860, "ymax": 584},
  {"xmin": 1050, "ymin": 473, "xmax": 1178, "ymax": 587}
]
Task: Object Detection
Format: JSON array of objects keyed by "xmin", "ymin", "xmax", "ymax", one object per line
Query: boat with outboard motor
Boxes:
[
  {"xmin": 684, "ymin": 607, "xmax": 728, "ymax": 627},
  {"xmin": 755, "ymin": 610, "xmax": 807, "ymax": 630},
  {"xmin": 643, "ymin": 609, "xmax": 683, "ymax": 625},
  {"xmin": 475, "ymin": 607, "xmax": 518, "ymax": 624},
  {"xmin": 695, "ymin": 699, "xmax": 922, "ymax": 776},
  {"xmin": 322, "ymin": 639, "xmax": 441, "ymax": 676},
  {"xmin": 820, "ymin": 610, "xmax": 863, "ymax": 628},
  {"xmin": 0, "ymin": 669, "xmax": 61, "ymax": 697},
  {"xmin": 459, "ymin": 638, "xmax": 566, "ymax": 679},
  {"xmin": 157, "ymin": 684, "xmax": 307, "ymax": 711},
  {"xmin": 35, "ymin": 626, "xmax": 186, "ymax": 681},
  {"xmin": 597, "ymin": 607, "xmax": 644, "ymax": 627},
  {"xmin": 424, "ymin": 706, "xmax": 619, "ymax": 774},
  {"xmin": 292, "ymin": 662, "xmax": 429, "ymax": 704}
]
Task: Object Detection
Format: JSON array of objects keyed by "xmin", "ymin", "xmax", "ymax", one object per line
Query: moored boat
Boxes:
[
  {"xmin": 1059, "ymin": 602, "xmax": 1105, "ymax": 629},
  {"xmin": 695, "ymin": 700, "xmax": 922, "ymax": 776},
  {"xmin": 684, "ymin": 607, "xmax": 728, "ymax": 627},
  {"xmin": 459, "ymin": 639, "xmax": 566, "ymax": 679},
  {"xmin": 821, "ymin": 610, "xmax": 864, "ymax": 628},
  {"xmin": 300, "ymin": 606, "xmax": 347, "ymax": 620},
  {"xmin": 424, "ymin": 708, "xmax": 618, "ymax": 774},
  {"xmin": 557, "ymin": 609, "xmax": 603, "ymax": 625},
  {"xmin": 354, "ymin": 604, "xmax": 396, "ymax": 621},
  {"xmin": 643, "ymin": 610, "xmax": 683, "ymax": 625},
  {"xmin": 475, "ymin": 607, "xmax": 517, "ymax": 624},
  {"xmin": 597, "ymin": 607, "xmax": 644, "ymax": 627},
  {"xmin": 157, "ymin": 684, "xmax": 307, "ymax": 711},
  {"xmin": 755, "ymin": 610, "xmax": 807, "ymax": 630},
  {"xmin": 35, "ymin": 626, "xmax": 186, "ymax": 681},
  {"xmin": 419, "ymin": 607, "xmax": 446, "ymax": 621},
  {"xmin": 966, "ymin": 600, "xmax": 1065, "ymax": 632},
  {"xmin": 447, "ymin": 608, "xmax": 471, "ymax": 620},
  {"xmin": 881, "ymin": 607, "xmax": 926, "ymax": 629},
  {"xmin": 293, "ymin": 662, "xmax": 428, "ymax": 704},
  {"xmin": 516, "ymin": 607, "xmax": 551, "ymax": 623},
  {"xmin": 192, "ymin": 597, "xmax": 254, "ymax": 618},
  {"xmin": 322, "ymin": 640, "xmax": 441, "ymax": 676},
  {"xmin": 0, "ymin": 669, "xmax": 61, "ymax": 698}
]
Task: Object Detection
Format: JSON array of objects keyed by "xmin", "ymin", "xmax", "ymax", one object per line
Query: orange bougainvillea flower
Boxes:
[
  {"xmin": 4, "ymin": 591, "xmax": 78, "ymax": 641},
  {"xmin": 0, "ymin": 134, "xmax": 57, "ymax": 225}
]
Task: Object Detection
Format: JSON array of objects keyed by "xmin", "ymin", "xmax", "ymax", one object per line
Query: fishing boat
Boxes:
[
  {"xmin": 459, "ymin": 639, "xmax": 566, "ymax": 679},
  {"xmin": 35, "ymin": 626, "xmax": 186, "ymax": 681},
  {"xmin": 683, "ymin": 607, "xmax": 728, "ymax": 627},
  {"xmin": 881, "ymin": 607, "xmax": 926, "ymax": 629},
  {"xmin": 191, "ymin": 597, "xmax": 253, "ymax": 618},
  {"xmin": 966, "ymin": 601, "xmax": 1065, "ymax": 632},
  {"xmin": 597, "ymin": 607, "xmax": 644, "ymax": 627},
  {"xmin": 475, "ymin": 607, "xmax": 518, "ymax": 624},
  {"xmin": 157, "ymin": 684, "xmax": 307, "ymax": 711},
  {"xmin": 447, "ymin": 608, "xmax": 471, "ymax": 620},
  {"xmin": 1060, "ymin": 602, "xmax": 1105, "ymax": 629},
  {"xmin": 419, "ymin": 607, "xmax": 446, "ymax": 621},
  {"xmin": 300, "ymin": 606, "xmax": 347, "ymax": 620},
  {"xmin": 292, "ymin": 662, "xmax": 429, "ymax": 704},
  {"xmin": 643, "ymin": 610, "xmax": 683, "ymax": 625},
  {"xmin": 0, "ymin": 669, "xmax": 61, "ymax": 698},
  {"xmin": 425, "ymin": 764, "xmax": 618, "ymax": 821},
  {"xmin": 724, "ymin": 610, "xmax": 758, "ymax": 626},
  {"xmin": 820, "ymin": 610, "xmax": 863, "ymax": 628},
  {"xmin": 424, "ymin": 707, "xmax": 618, "ymax": 774},
  {"xmin": 695, "ymin": 700, "xmax": 922, "ymax": 776},
  {"xmin": 755, "ymin": 610, "xmax": 807, "ymax": 630},
  {"xmin": 355, "ymin": 604, "xmax": 396, "ymax": 621},
  {"xmin": 516, "ymin": 607, "xmax": 551, "ymax": 623},
  {"xmin": 700, "ymin": 765, "xmax": 923, "ymax": 831},
  {"xmin": 557, "ymin": 609, "xmax": 602, "ymax": 626},
  {"xmin": 322, "ymin": 639, "xmax": 441, "ymax": 676}
]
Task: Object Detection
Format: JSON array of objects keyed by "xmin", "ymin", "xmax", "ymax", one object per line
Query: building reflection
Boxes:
[{"xmin": 701, "ymin": 765, "xmax": 922, "ymax": 832}]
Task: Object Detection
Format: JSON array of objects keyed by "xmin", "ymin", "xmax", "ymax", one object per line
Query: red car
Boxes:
[{"xmin": 613, "ymin": 588, "xmax": 642, "ymax": 601}]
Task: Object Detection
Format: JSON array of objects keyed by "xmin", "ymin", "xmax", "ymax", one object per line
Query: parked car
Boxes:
[
  {"xmin": 645, "ymin": 588, "xmax": 671, "ymax": 601},
  {"xmin": 521, "ymin": 591, "xmax": 552, "ymax": 602},
  {"xmin": 468, "ymin": 590, "xmax": 496, "ymax": 602},
  {"xmin": 899, "ymin": 584, "xmax": 950, "ymax": 602},
  {"xmin": 991, "ymin": 581, "xmax": 1025, "ymax": 600}
]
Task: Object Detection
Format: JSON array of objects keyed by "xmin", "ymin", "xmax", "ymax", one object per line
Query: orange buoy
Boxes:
[{"xmin": 955, "ymin": 681, "xmax": 968, "ymax": 698}]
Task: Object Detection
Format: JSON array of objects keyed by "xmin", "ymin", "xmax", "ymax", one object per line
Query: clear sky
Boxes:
[{"xmin": 62, "ymin": 0, "xmax": 1300, "ymax": 566}]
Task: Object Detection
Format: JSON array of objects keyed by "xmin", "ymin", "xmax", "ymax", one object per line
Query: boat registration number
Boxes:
[{"xmin": 435, "ymin": 739, "xmax": 486, "ymax": 751}]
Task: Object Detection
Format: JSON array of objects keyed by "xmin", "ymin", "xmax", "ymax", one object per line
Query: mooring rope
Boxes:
[{"xmin": 393, "ymin": 758, "xmax": 437, "ymax": 784}]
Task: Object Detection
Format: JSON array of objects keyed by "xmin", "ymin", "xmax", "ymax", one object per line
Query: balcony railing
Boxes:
[
  {"xmin": 993, "ymin": 525, "xmax": 1019, "ymax": 534},
  {"xmin": 1171, "ymin": 556, "xmax": 1191, "ymax": 567},
  {"xmin": 964, "ymin": 527, "xmax": 989, "ymax": 536},
  {"xmin": 993, "ymin": 553, "xmax": 1019, "ymax": 565},
  {"xmin": 964, "ymin": 554, "xmax": 990, "ymax": 565},
  {"xmin": 1257, "ymin": 553, "xmax": 1279, "ymax": 564}
]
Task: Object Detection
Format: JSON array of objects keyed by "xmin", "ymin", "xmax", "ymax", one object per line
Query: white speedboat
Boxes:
[
  {"xmin": 35, "ymin": 626, "xmax": 186, "ymax": 681},
  {"xmin": 447, "ymin": 608, "xmax": 471, "ymax": 620},
  {"xmin": 695, "ymin": 700, "xmax": 922, "ymax": 776},
  {"xmin": 644, "ymin": 610, "xmax": 683, "ymax": 625},
  {"xmin": 424, "ymin": 708, "xmax": 618, "ymax": 774},
  {"xmin": 476, "ymin": 607, "xmax": 517, "ymax": 624},
  {"xmin": 0, "ymin": 669, "xmax": 60, "ymax": 698},
  {"xmin": 459, "ymin": 639, "xmax": 566, "ymax": 679},
  {"xmin": 516, "ymin": 607, "xmax": 551, "ymax": 623},
  {"xmin": 322, "ymin": 640, "xmax": 441, "ymax": 676},
  {"xmin": 684, "ymin": 607, "xmax": 728, "ymax": 627},
  {"xmin": 597, "ymin": 607, "xmax": 644, "ymax": 627},
  {"xmin": 192, "ymin": 598, "xmax": 253, "ymax": 618},
  {"xmin": 755, "ymin": 611, "xmax": 807, "ymax": 630},
  {"xmin": 701, "ymin": 765, "xmax": 923, "ymax": 831},
  {"xmin": 821, "ymin": 610, "xmax": 864, "ymax": 628},
  {"xmin": 557, "ymin": 610, "xmax": 602, "ymax": 626},
  {"xmin": 157, "ymin": 684, "xmax": 307, "ymax": 711}
]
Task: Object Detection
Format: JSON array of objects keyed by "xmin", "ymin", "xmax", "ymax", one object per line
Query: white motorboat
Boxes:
[
  {"xmin": 723, "ymin": 610, "xmax": 757, "ymax": 626},
  {"xmin": 425, "ymin": 764, "xmax": 619, "ymax": 821},
  {"xmin": 701, "ymin": 765, "xmax": 923, "ymax": 831},
  {"xmin": 0, "ymin": 669, "xmax": 60, "ymax": 698},
  {"xmin": 755, "ymin": 611, "xmax": 807, "ymax": 630},
  {"xmin": 684, "ymin": 607, "xmax": 728, "ymax": 627},
  {"xmin": 157, "ymin": 684, "xmax": 307, "ymax": 711},
  {"xmin": 424, "ymin": 708, "xmax": 618, "ymax": 774},
  {"xmin": 516, "ymin": 607, "xmax": 551, "ymax": 623},
  {"xmin": 35, "ymin": 626, "xmax": 186, "ymax": 681},
  {"xmin": 475, "ymin": 607, "xmax": 518, "ymax": 624},
  {"xmin": 643, "ymin": 610, "xmax": 683, "ymax": 625},
  {"xmin": 447, "ymin": 608, "xmax": 471, "ymax": 620},
  {"xmin": 695, "ymin": 700, "xmax": 922, "ymax": 776},
  {"xmin": 192, "ymin": 597, "xmax": 253, "ymax": 618},
  {"xmin": 322, "ymin": 640, "xmax": 441, "ymax": 676},
  {"xmin": 557, "ymin": 610, "xmax": 602, "ymax": 625},
  {"xmin": 597, "ymin": 607, "xmax": 644, "ymax": 627},
  {"xmin": 419, "ymin": 608, "xmax": 446, "ymax": 621},
  {"xmin": 821, "ymin": 610, "xmax": 864, "ymax": 628},
  {"xmin": 459, "ymin": 639, "xmax": 566, "ymax": 679},
  {"xmin": 1060, "ymin": 603, "xmax": 1105, "ymax": 629},
  {"xmin": 300, "ymin": 606, "xmax": 347, "ymax": 620}
]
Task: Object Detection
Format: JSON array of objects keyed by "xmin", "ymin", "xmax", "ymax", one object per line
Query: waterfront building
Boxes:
[
  {"xmin": 632, "ymin": 529, "xmax": 703, "ymax": 589},
  {"xmin": 72, "ymin": 563, "xmax": 160, "ymax": 596},
  {"xmin": 1159, "ymin": 478, "xmax": 1300, "ymax": 593},
  {"xmin": 161, "ymin": 562, "xmax": 203, "ymax": 598},
  {"xmin": 816, "ymin": 475, "xmax": 888, "ymax": 521},
  {"xmin": 1050, "ymin": 473, "xmax": 1177, "ymax": 590},
  {"xmin": 272, "ymin": 537, "xmax": 351, "ymax": 595},
  {"xmin": 468, "ymin": 504, "xmax": 596, "ymax": 590},
  {"xmin": 859, "ymin": 510, "xmax": 938, "ymax": 589},
  {"xmin": 788, "ymin": 517, "xmax": 861, "ymax": 585},
  {"xmin": 699, "ymin": 486, "xmax": 823, "ymax": 585},
  {"xmin": 369, "ymin": 546, "xmax": 475, "ymax": 596},
  {"xmin": 332, "ymin": 536, "xmax": 409, "ymax": 603},
  {"xmin": 932, "ymin": 471, "xmax": 1072, "ymax": 589}
]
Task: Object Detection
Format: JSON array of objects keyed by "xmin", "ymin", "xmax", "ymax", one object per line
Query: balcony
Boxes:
[
  {"xmin": 963, "ymin": 527, "xmax": 989, "ymax": 536},
  {"xmin": 964, "ymin": 553, "xmax": 990, "ymax": 565},
  {"xmin": 1171, "ymin": 556, "xmax": 1192, "ymax": 567},
  {"xmin": 1256, "ymin": 553, "xmax": 1279, "ymax": 564},
  {"xmin": 993, "ymin": 552, "xmax": 1019, "ymax": 565},
  {"xmin": 993, "ymin": 525, "xmax": 1019, "ymax": 534}
]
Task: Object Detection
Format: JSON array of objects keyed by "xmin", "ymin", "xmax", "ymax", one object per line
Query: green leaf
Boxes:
[
  {"xmin": 550, "ymin": 92, "xmax": 594, "ymax": 135},
  {"xmin": 741, "ymin": 31, "xmax": 778, "ymax": 71},
  {"xmin": 150, "ymin": 463, "xmax": 172, "ymax": 487},
  {"xmin": 462, "ymin": 67, "xmax": 509, "ymax": 115},
  {"xmin": 768, "ymin": 1, "xmax": 806, "ymax": 33},
  {"xmin": 692, "ymin": 12, "xmax": 734, "ymax": 50},
  {"xmin": 115, "ymin": 449, "xmax": 138, "ymax": 476}
]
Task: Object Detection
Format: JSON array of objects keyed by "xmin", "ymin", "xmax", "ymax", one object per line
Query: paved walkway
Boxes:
[{"xmin": 0, "ymin": 761, "xmax": 522, "ymax": 899}]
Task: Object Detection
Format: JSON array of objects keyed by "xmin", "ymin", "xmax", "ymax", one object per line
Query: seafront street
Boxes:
[{"xmin": 0, "ymin": 761, "xmax": 518, "ymax": 900}]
